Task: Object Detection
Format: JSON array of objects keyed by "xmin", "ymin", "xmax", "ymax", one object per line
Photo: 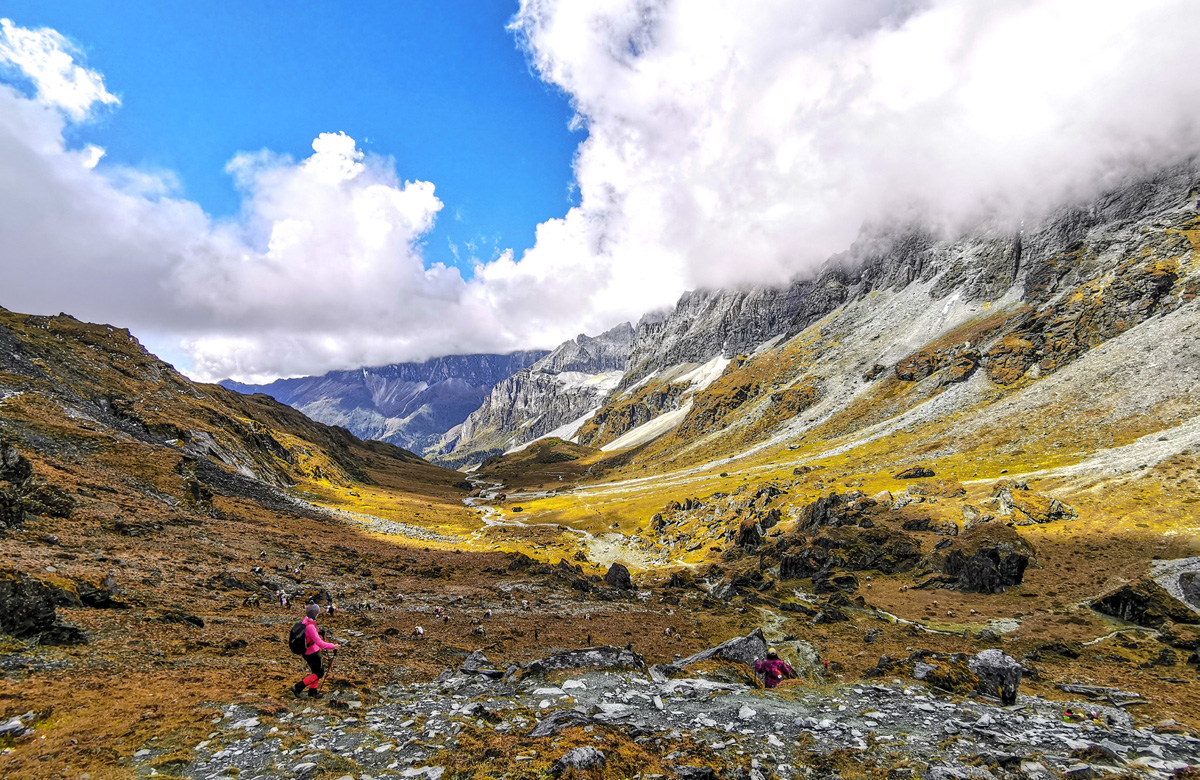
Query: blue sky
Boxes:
[{"xmin": 1, "ymin": 0, "xmax": 581, "ymax": 273}]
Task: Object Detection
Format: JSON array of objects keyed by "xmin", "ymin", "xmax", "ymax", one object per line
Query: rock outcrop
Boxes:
[
  {"xmin": 1093, "ymin": 578, "xmax": 1200, "ymax": 629},
  {"xmin": 0, "ymin": 571, "xmax": 86, "ymax": 645}
]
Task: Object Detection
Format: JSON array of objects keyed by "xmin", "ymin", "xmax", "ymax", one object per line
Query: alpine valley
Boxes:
[{"xmin": 2, "ymin": 161, "xmax": 1200, "ymax": 780}]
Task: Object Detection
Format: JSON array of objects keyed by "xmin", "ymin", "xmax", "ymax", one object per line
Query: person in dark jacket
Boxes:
[
  {"xmin": 292, "ymin": 604, "xmax": 339, "ymax": 698},
  {"xmin": 753, "ymin": 647, "xmax": 796, "ymax": 688}
]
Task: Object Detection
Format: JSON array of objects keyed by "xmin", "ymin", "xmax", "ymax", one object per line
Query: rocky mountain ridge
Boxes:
[
  {"xmin": 222, "ymin": 351, "xmax": 546, "ymax": 455},
  {"xmin": 431, "ymin": 322, "xmax": 636, "ymax": 467},
  {"xmin": 565, "ymin": 161, "xmax": 1200, "ymax": 454}
]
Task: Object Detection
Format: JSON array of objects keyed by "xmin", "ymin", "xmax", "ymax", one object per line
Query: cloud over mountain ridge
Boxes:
[{"xmin": 2, "ymin": 3, "xmax": 1200, "ymax": 382}]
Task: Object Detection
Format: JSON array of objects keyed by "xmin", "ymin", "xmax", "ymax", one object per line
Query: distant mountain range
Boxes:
[{"xmin": 220, "ymin": 352, "xmax": 546, "ymax": 456}]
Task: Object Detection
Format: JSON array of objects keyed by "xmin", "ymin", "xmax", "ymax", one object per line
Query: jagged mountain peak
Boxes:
[
  {"xmin": 221, "ymin": 350, "xmax": 547, "ymax": 455},
  {"xmin": 532, "ymin": 321, "xmax": 635, "ymax": 375}
]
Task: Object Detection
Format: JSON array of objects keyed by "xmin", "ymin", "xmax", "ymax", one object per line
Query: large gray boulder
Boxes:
[
  {"xmin": 969, "ymin": 649, "xmax": 1022, "ymax": 705},
  {"xmin": 552, "ymin": 746, "xmax": 605, "ymax": 775},
  {"xmin": 521, "ymin": 645, "xmax": 646, "ymax": 677},
  {"xmin": 650, "ymin": 628, "xmax": 768, "ymax": 680},
  {"xmin": 529, "ymin": 708, "xmax": 592, "ymax": 738}
]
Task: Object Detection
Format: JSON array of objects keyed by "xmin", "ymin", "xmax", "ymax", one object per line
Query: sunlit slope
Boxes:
[{"xmin": 497, "ymin": 204, "xmax": 1200, "ymax": 568}]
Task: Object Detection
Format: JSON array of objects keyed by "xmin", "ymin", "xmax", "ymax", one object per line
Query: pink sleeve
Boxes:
[{"xmin": 305, "ymin": 622, "xmax": 337, "ymax": 651}]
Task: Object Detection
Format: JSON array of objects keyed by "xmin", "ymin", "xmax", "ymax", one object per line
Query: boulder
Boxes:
[
  {"xmin": 522, "ymin": 645, "xmax": 646, "ymax": 677},
  {"xmin": 1092, "ymin": 578, "xmax": 1200, "ymax": 628},
  {"xmin": 0, "ymin": 441, "xmax": 32, "ymax": 486},
  {"xmin": 0, "ymin": 570, "xmax": 86, "ymax": 644},
  {"xmin": 604, "ymin": 562, "xmax": 634, "ymax": 590},
  {"xmin": 969, "ymin": 649, "xmax": 1022, "ymax": 704},
  {"xmin": 529, "ymin": 708, "xmax": 592, "ymax": 738},
  {"xmin": 22, "ymin": 483, "xmax": 74, "ymax": 518},
  {"xmin": 676, "ymin": 627, "xmax": 768, "ymax": 669},
  {"xmin": 460, "ymin": 650, "xmax": 503, "ymax": 679},
  {"xmin": 0, "ymin": 487, "xmax": 27, "ymax": 531},
  {"xmin": 985, "ymin": 335, "xmax": 1038, "ymax": 385},
  {"xmin": 75, "ymin": 570, "xmax": 126, "ymax": 609},
  {"xmin": 157, "ymin": 610, "xmax": 205, "ymax": 628},
  {"xmin": 894, "ymin": 466, "xmax": 936, "ymax": 480},
  {"xmin": 864, "ymin": 651, "xmax": 979, "ymax": 695},
  {"xmin": 796, "ymin": 491, "xmax": 878, "ymax": 533},
  {"xmin": 552, "ymin": 746, "xmax": 605, "ymax": 775},
  {"xmin": 920, "ymin": 525, "xmax": 1034, "ymax": 594},
  {"xmin": 1179, "ymin": 572, "xmax": 1200, "ymax": 609},
  {"xmin": 812, "ymin": 570, "xmax": 858, "ymax": 594},
  {"xmin": 1009, "ymin": 493, "xmax": 1077, "ymax": 525},
  {"xmin": 736, "ymin": 520, "xmax": 764, "ymax": 550},
  {"xmin": 780, "ymin": 527, "xmax": 923, "ymax": 579}
]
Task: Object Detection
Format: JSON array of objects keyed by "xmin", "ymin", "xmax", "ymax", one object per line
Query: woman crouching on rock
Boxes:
[{"xmin": 293, "ymin": 603, "xmax": 339, "ymax": 698}]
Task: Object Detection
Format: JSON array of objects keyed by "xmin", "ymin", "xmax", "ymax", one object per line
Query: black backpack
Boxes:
[{"xmin": 288, "ymin": 621, "xmax": 307, "ymax": 655}]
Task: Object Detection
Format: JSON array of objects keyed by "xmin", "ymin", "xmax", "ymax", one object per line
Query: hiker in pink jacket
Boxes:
[
  {"xmin": 293, "ymin": 604, "xmax": 339, "ymax": 698},
  {"xmin": 753, "ymin": 647, "xmax": 796, "ymax": 688}
]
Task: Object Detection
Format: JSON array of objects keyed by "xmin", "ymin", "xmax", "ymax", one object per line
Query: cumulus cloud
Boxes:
[
  {"xmin": 0, "ymin": 18, "xmax": 119, "ymax": 120},
  {"xmin": 511, "ymin": 0, "xmax": 1200, "ymax": 288},
  {"xmin": 3, "ymin": 6, "xmax": 1200, "ymax": 383}
]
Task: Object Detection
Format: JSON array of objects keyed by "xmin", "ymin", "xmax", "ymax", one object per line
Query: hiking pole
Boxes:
[{"xmin": 316, "ymin": 649, "xmax": 338, "ymax": 693}]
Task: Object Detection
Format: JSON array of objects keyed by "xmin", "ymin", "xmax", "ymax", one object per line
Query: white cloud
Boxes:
[
  {"xmin": 511, "ymin": 0, "xmax": 1200, "ymax": 289},
  {"xmin": 3, "ymin": 8, "xmax": 1200, "ymax": 384},
  {"xmin": 0, "ymin": 18, "xmax": 119, "ymax": 121}
]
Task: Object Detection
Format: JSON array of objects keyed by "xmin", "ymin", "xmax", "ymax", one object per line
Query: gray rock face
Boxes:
[
  {"xmin": 438, "ymin": 323, "xmax": 636, "ymax": 464},
  {"xmin": 609, "ymin": 160, "xmax": 1200, "ymax": 403},
  {"xmin": 552, "ymin": 746, "xmax": 605, "ymax": 775},
  {"xmin": 529, "ymin": 708, "xmax": 592, "ymax": 738},
  {"xmin": 521, "ymin": 645, "xmax": 646, "ymax": 676},
  {"xmin": 652, "ymin": 628, "xmax": 769, "ymax": 681},
  {"xmin": 221, "ymin": 351, "xmax": 547, "ymax": 456},
  {"xmin": 969, "ymin": 649, "xmax": 1022, "ymax": 705},
  {"xmin": 535, "ymin": 323, "xmax": 635, "ymax": 374}
]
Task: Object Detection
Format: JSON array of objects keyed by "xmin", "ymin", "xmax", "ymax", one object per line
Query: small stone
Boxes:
[
  {"xmin": 738, "ymin": 705, "xmax": 757, "ymax": 721},
  {"xmin": 291, "ymin": 762, "xmax": 318, "ymax": 777},
  {"xmin": 134, "ymin": 749, "xmax": 151, "ymax": 757},
  {"xmin": 230, "ymin": 717, "xmax": 259, "ymax": 729}
]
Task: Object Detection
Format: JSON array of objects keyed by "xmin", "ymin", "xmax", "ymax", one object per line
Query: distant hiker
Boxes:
[
  {"xmin": 290, "ymin": 604, "xmax": 339, "ymax": 698},
  {"xmin": 413, "ymin": 625, "xmax": 425, "ymax": 639},
  {"xmin": 485, "ymin": 608, "xmax": 493, "ymax": 619},
  {"xmin": 278, "ymin": 591, "xmax": 289, "ymax": 608},
  {"xmin": 327, "ymin": 602, "xmax": 337, "ymax": 617},
  {"xmin": 753, "ymin": 647, "xmax": 796, "ymax": 689}
]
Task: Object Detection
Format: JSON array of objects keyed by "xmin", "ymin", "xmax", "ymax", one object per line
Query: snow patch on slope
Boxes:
[
  {"xmin": 601, "ymin": 401, "xmax": 693, "ymax": 452},
  {"xmin": 504, "ymin": 408, "xmax": 600, "ymax": 454},
  {"xmin": 675, "ymin": 355, "xmax": 729, "ymax": 392},
  {"xmin": 555, "ymin": 370, "xmax": 624, "ymax": 392}
]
